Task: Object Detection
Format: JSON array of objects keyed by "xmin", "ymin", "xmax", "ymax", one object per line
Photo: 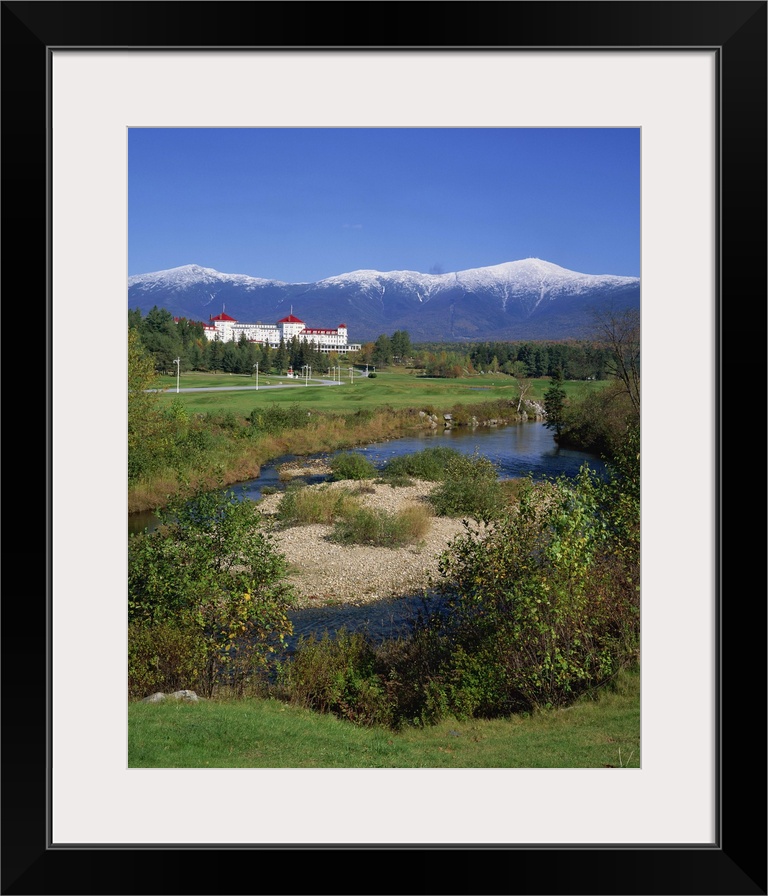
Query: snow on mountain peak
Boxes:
[
  {"xmin": 128, "ymin": 264, "xmax": 285, "ymax": 289},
  {"xmin": 128, "ymin": 259, "xmax": 637, "ymax": 295}
]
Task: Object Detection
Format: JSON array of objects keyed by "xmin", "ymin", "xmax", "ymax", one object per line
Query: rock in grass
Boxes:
[{"xmin": 141, "ymin": 690, "xmax": 201, "ymax": 703}]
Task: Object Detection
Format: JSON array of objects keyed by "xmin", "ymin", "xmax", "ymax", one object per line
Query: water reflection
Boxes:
[{"xmin": 128, "ymin": 422, "xmax": 605, "ymax": 536}]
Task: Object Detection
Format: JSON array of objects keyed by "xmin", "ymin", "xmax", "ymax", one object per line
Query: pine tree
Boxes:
[
  {"xmin": 543, "ymin": 368, "xmax": 567, "ymax": 438},
  {"xmin": 274, "ymin": 338, "xmax": 289, "ymax": 375}
]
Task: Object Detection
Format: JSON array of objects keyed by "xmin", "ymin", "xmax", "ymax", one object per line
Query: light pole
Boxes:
[
  {"xmin": 253, "ymin": 362, "xmax": 259, "ymax": 390},
  {"xmin": 173, "ymin": 358, "xmax": 180, "ymax": 393},
  {"xmin": 306, "ymin": 365, "xmax": 311, "ymax": 386}
]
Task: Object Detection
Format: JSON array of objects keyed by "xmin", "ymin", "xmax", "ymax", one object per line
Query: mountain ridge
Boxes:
[{"xmin": 128, "ymin": 258, "xmax": 640, "ymax": 342}]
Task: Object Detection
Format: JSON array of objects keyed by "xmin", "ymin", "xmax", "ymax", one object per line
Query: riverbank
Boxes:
[{"xmin": 128, "ymin": 396, "xmax": 545, "ymax": 514}]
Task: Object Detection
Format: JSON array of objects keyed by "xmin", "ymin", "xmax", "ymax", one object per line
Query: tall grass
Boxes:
[
  {"xmin": 276, "ymin": 484, "xmax": 362, "ymax": 526},
  {"xmin": 330, "ymin": 504, "xmax": 432, "ymax": 547}
]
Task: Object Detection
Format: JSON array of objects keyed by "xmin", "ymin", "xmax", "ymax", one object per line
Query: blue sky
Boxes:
[{"xmin": 129, "ymin": 128, "xmax": 640, "ymax": 282}]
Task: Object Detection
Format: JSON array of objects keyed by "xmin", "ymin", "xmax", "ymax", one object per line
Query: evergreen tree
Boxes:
[
  {"xmin": 208, "ymin": 339, "xmax": 223, "ymax": 372},
  {"xmin": 260, "ymin": 342, "xmax": 272, "ymax": 374},
  {"xmin": 139, "ymin": 306, "xmax": 184, "ymax": 374},
  {"xmin": 221, "ymin": 342, "xmax": 240, "ymax": 373},
  {"xmin": 543, "ymin": 368, "xmax": 567, "ymax": 438},
  {"xmin": 128, "ymin": 307, "xmax": 143, "ymax": 330},
  {"xmin": 274, "ymin": 338, "xmax": 289, "ymax": 374}
]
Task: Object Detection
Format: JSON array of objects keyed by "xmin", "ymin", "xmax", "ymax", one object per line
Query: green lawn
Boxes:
[
  {"xmin": 129, "ymin": 667, "xmax": 640, "ymax": 768},
  {"xmin": 151, "ymin": 369, "xmax": 606, "ymax": 416}
]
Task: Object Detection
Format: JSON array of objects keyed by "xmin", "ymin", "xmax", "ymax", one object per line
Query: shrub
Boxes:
[
  {"xmin": 128, "ymin": 485, "xmax": 295, "ymax": 697},
  {"xmin": 381, "ymin": 446, "xmax": 463, "ymax": 482},
  {"xmin": 330, "ymin": 504, "xmax": 431, "ymax": 547},
  {"xmin": 329, "ymin": 451, "xmax": 378, "ymax": 481},
  {"xmin": 425, "ymin": 467, "xmax": 640, "ymax": 716},
  {"xmin": 558, "ymin": 381, "xmax": 636, "ymax": 457},
  {"xmin": 278, "ymin": 629, "xmax": 394, "ymax": 727},
  {"xmin": 249, "ymin": 404, "xmax": 311, "ymax": 436},
  {"xmin": 429, "ymin": 450, "xmax": 505, "ymax": 522},
  {"xmin": 370, "ymin": 622, "xmax": 454, "ymax": 728},
  {"xmin": 430, "ymin": 478, "xmax": 506, "ymax": 522},
  {"xmin": 128, "ymin": 619, "xmax": 207, "ymax": 699}
]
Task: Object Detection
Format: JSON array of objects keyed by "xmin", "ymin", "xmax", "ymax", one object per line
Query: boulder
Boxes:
[{"xmin": 141, "ymin": 690, "xmax": 201, "ymax": 703}]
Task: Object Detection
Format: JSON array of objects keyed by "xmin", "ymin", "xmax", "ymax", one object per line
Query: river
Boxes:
[
  {"xmin": 128, "ymin": 421, "xmax": 606, "ymax": 537},
  {"xmin": 128, "ymin": 421, "xmax": 608, "ymax": 654}
]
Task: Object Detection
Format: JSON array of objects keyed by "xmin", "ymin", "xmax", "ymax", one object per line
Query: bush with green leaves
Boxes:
[
  {"xmin": 381, "ymin": 446, "xmax": 462, "ymax": 481},
  {"xmin": 128, "ymin": 485, "xmax": 295, "ymax": 697},
  {"xmin": 428, "ymin": 450, "xmax": 506, "ymax": 522},
  {"xmin": 128, "ymin": 619, "xmax": 207, "ymax": 698},
  {"xmin": 329, "ymin": 451, "xmax": 378, "ymax": 481},
  {"xmin": 249, "ymin": 403, "xmax": 311, "ymax": 436},
  {"xmin": 557, "ymin": 381, "xmax": 637, "ymax": 458},
  {"xmin": 277, "ymin": 629, "xmax": 394, "ymax": 728},
  {"xmin": 423, "ymin": 464, "xmax": 640, "ymax": 717},
  {"xmin": 597, "ymin": 421, "xmax": 640, "ymax": 569}
]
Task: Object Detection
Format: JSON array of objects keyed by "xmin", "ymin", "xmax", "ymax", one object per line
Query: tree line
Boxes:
[
  {"xmin": 129, "ymin": 306, "xmax": 339, "ymax": 377},
  {"xmin": 411, "ymin": 339, "xmax": 615, "ymax": 380},
  {"xmin": 129, "ymin": 303, "xmax": 626, "ymax": 386},
  {"xmin": 129, "ymin": 306, "xmax": 415, "ymax": 376}
]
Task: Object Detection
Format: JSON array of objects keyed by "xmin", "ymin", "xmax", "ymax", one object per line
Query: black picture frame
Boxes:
[{"xmin": 4, "ymin": 2, "xmax": 765, "ymax": 894}]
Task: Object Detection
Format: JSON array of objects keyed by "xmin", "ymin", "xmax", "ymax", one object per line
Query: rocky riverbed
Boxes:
[{"xmin": 256, "ymin": 475, "xmax": 476, "ymax": 609}]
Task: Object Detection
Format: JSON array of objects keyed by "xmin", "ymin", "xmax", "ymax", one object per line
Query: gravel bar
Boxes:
[{"xmin": 257, "ymin": 479, "xmax": 473, "ymax": 608}]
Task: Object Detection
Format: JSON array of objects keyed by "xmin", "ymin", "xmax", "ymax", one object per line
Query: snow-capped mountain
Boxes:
[
  {"xmin": 128, "ymin": 259, "xmax": 640, "ymax": 342},
  {"xmin": 128, "ymin": 263, "xmax": 288, "ymax": 291}
]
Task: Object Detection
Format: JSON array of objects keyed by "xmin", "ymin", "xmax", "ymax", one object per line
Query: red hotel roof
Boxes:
[
  {"xmin": 278, "ymin": 314, "xmax": 305, "ymax": 324},
  {"xmin": 209, "ymin": 312, "xmax": 237, "ymax": 322}
]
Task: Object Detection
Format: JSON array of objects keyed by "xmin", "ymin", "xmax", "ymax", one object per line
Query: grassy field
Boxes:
[
  {"xmin": 129, "ymin": 666, "xmax": 640, "ymax": 768},
  {"xmin": 151, "ymin": 368, "xmax": 607, "ymax": 416}
]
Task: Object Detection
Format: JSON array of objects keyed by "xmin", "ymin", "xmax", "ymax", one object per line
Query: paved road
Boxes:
[{"xmin": 150, "ymin": 376, "xmax": 366, "ymax": 393}]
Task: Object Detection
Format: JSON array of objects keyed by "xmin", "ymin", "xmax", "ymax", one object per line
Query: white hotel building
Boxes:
[{"xmin": 202, "ymin": 312, "xmax": 361, "ymax": 355}]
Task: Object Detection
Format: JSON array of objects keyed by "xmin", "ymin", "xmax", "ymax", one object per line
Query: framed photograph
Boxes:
[{"xmin": 6, "ymin": 2, "xmax": 765, "ymax": 893}]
